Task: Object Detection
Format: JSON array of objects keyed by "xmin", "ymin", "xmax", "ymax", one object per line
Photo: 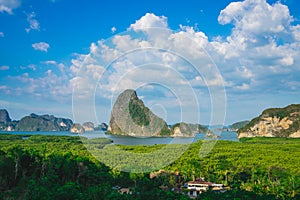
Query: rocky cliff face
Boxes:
[
  {"xmin": 82, "ymin": 122, "xmax": 94, "ymax": 132},
  {"xmin": 0, "ymin": 109, "xmax": 11, "ymax": 124},
  {"xmin": 70, "ymin": 123, "xmax": 85, "ymax": 134},
  {"xmin": 238, "ymin": 104, "xmax": 300, "ymax": 139},
  {"xmin": 108, "ymin": 89, "xmax": 170, "ymax": 137},
  {"xmin": 15, "ymin": 113, "xmax": 73, "ymax": 131},
  {"xmin": 171, "ymin": 122, "xmax": 209, "ymax": 137}
]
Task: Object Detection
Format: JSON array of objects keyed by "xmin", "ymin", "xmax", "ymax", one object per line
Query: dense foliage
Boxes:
[
  {"xmin": 129, "ymin": 98, "xmax": 150, "ymax": 126},
  {"xmin": 0, "ymin": 134, "xmax": 299, "ymax": 199},
  {"xmin": 230, "ymin": 121, "xmax": 250, "ymax": 130}
]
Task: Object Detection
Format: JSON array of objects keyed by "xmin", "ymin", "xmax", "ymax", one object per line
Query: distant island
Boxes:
[
  {"xmin": 0, "ymin": 109, "xmax": 108, "ymax": 133},
  {"xmin": 107, "ymin": 89, "xmax": 210, "ymax": 137}
]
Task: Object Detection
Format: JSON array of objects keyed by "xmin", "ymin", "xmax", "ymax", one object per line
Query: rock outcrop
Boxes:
[
  {"xmin": 171, "ymin": 122, "xmax": 209, "ymax": 137},
  {"xmin": 0, "ymin": 109, "xmax": 16, "ymax": 131},
  {"xmin": 0, "ymin": 109, "xmax": 11, "ymax": 124},
  {"xmin": 82, "ymin": 122, "xmax": 94, "ymax": 132},
  {"xmin": 15, "ymin": 113, "xmax": 73, "ymax": 131},
  {"xmin": 101, "ymin": 123, "xmax": 108, "ymax": 131},
  {"xmin": 108, "ymin": 89, "xmax": 170, "ymax": 137},
  {"xmin": 95, "ymin": 123, "xmax": 108, "ymax": 131},
  {"xmin": 238, "ymin": 104, "xmax": 300, "ymax": 139},
  {"xmin": 70, "ymin": 123, "xmax": 85, "ymax": 134}
]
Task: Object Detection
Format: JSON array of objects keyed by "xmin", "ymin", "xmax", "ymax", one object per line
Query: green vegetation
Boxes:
[
  {"xmin": 129, "ymin": 98, "xmax": 150, "ymax": 126},
  {"xmin": 230, "ymin": 121, "xmax": 250, "ymax": 130},
  {"xmin": 0, "ymin": 134, "xmax": 299, "ymax": 199},
  {"xmin": 262, "ymin": 104, "xmax": 300, "ymax": 119}
]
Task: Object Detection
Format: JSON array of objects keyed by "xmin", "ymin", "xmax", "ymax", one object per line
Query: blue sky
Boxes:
[{"xmin": 1, "ymin": 0, "xmax": 300, "ymax": 125}]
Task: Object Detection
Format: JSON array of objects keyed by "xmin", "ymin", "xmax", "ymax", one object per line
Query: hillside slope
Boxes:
[{"xmin": 238, "ymin": 104, "xmax": 300, "ymax": 139}]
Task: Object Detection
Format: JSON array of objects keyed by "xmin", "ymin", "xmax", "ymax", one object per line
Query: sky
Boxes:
[{"xmin": 1, "ymin": 0, "xmax": 300, "ymax": 126}]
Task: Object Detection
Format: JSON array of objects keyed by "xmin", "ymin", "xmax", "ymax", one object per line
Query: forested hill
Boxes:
[
  {"xmin": 238, "ymin": 104, "xmax": 300, "ymax": 139},
  {"xmin": 229, "ymin": 120, "xmax": 250, "ymax": 131}
]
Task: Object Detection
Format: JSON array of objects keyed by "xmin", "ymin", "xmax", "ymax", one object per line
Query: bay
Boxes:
[{"xmin": 0, "ymin": 130, "xmax": 238, "ymax": 145}]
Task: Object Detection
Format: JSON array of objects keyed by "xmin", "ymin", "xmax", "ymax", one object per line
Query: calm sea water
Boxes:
[{"xmin": 0, "ymin": 130, "xmax": 238, "ymax": 145}]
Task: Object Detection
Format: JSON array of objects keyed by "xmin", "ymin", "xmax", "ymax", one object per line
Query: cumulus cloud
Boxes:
[
  {"xmin": 210, "ymin": 0, "xmax": 300, "ymax": 94},
  {"xmin": 129, "ymin": 13, "xmax": 168, "ymax": 31},
  {"xmin": 7, "ymin": 68, "xmax": 72, "ymax": 101},
  {"xmin": 68, "ymin": 11, "xmax": 225, "ymax": 124},
  {"xmin": 32, "ymin": 42, "xmax": 50, "ymax": 52},
  {"xmin": 0, "ymin": 0, "xmax": 20, "ymax": 14},
  {"xmin": 0, "ymin": 32, "xmax": 4, "ymax": 37},
  {"xmin": 218, "ymin": 0, "xmax": 292, "ymax": 34},
  {"xmin": 69, "ymin": 12, "xmax": 223, "ymax": 102},
  {"xmin": 25, "ymin": 12, "xmax": 40, "ymax": 33}
]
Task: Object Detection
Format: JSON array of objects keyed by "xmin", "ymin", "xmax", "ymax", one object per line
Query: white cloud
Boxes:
[
  {"xmin": 112, "ymin": 35, "xmax": 145, "ymax": 51},
  {"xmin": 236, "ymin": 66, "xmax": 253, "ymax": 79},
  {"xmin": 28, "ymin": 64, "xmax": 36, "ymax": 71},
  {"xmin": 111, "ymin": 26, "xmax": 116, "ymax": 33},
  {"xmin": 210, "ymin": 0, "xmax": 300, "ymax": 95},
  {"xmin": 8, "ymin": 68, "xmax": 72, "ymax": 101},
  {"xmin": 0, "ymin": 65, "xmax": 9, "ymax": 70},
  {"xmin": 25, "ymin": 12, "xmax": 40, "ymax": 33},
  {"xmin": 218, "ymin": 0, "xmax": 292, "ymax": 34},
  {"xmin": 292, "ymin": 25, "xmax": 300, "ymax": 41},
  {"xmin": 0, "ymin": 0, "xmax": 20, "ymax": 14},
  {"xmin": 214, "ymin": 0, "xmax": 297, "ymax": 64},
  {"xmin": 0, "ymin": 32, "xmax": 4, "ymax": 37},
  {"xmin": 68, "ymin": 12, "xmax": 227, "ymax": 125},
  {"xmin": 129, "ymin": 13, "xmax": 168, "ymax": 31},
  {"xmin": 32, "ymin": 42, "xmax": 50, "ymax": 52},
  {"xmin": 236, "ymin": 83, "xmax": 250, "ymax": 90},
  {"xmin": 280, "ymin": 56, "xmax": 294, "ymax": 66},
  {"xmin": 69, "ymin": 13, "xmax": 227, "ymax": 100},
  {"xmin": 44, "ymin": 60, "xmax": 57, "ymax": 65}
]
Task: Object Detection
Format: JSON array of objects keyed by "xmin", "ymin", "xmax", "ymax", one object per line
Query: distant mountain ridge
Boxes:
[{"xmin": 238, "ymin": 104, "xmax": 300, "ymax": 139}]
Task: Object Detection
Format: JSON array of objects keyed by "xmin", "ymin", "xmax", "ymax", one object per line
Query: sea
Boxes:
[{"xmin": 0, "ymin": 130, "xmax": 238, "ymax": 145}]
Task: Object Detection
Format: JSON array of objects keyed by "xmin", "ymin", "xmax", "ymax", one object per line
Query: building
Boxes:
[{"xmin": 185, "ymin": 178, "xmax": 225, "ymax": 198}]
